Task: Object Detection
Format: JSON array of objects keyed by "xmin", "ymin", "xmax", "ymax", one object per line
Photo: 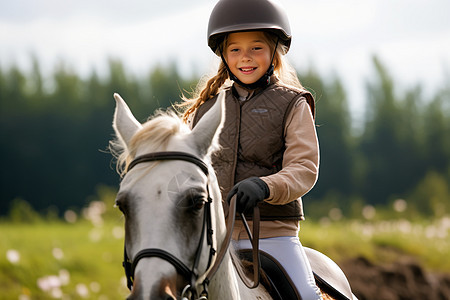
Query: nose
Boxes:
[
  {"xmin": 240, "ymin": 50, "xmax": 252, "ymax": 61},
  {"xmin": 126, "ymin": 276, "xmax": 178, "ymax": 300},
  {"xmin": 127, "ymin": 293, "xmax": 175, "ymax": 300},
  {"xmin": 158, "ymin": 283, "xmax": 177, "ymax": 300},
  {"xmin": 127, "ymin": 289, "xmax": 176, "ymax": 300}
]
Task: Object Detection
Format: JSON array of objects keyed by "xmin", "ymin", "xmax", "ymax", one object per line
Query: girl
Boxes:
[{"xmin": 183, "ymin": 0, "xmax": 321, "ymax": 299}]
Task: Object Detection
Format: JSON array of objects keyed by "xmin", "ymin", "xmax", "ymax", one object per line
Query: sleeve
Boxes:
[{"xmin": 260, "ymin": 97, "xmax": 320, "ymax": 205}]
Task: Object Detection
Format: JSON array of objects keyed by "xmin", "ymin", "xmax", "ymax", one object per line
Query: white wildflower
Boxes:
[
  {"xmin": 393, "ymin": 199, "xmax": 407, "ymax": 212},
  {"xmin": 362, "ymin": 205, "xmax": 376, "ymax": 220},
  {"xmin": 112, "ymin": 226, "xmax": 124, "ymax": 239},
  {"xmin": 76, "ymin": 283, "xmax": 90, "ymax": 298},
  {"xmin": 64, "ymin": 210, "xmax": 78, "ymax": 223},
  {"xmin": 52, "ymin": 248, "xmax": 64, "ymax": 260},
  {"xmin": 6, "ymin": 249, "xmax": 20, "ymax": 264},
  {"xmin": 59, "ymin": 269, "xmax": 70, "ymax": 285},
  {"xmin": 37, "ymin": 275, "xmax": 61, "ymax": 292},
  {"xmin": 90, "ymin": 281, "xmax": 101, "ymax": 293},
  {"xmin": 329, "ymin": 208, "xmax": 343, "ymax": 221}
]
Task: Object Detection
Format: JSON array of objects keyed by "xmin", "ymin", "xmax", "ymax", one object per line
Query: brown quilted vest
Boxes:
[{"xmin": 192, "ymin": 80, "xmax": 314, "ymax": 220}]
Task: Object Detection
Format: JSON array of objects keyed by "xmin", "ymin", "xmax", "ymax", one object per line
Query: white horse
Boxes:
[
  {"xmin": 112, "ymin": 92, "xmax": 274, "ymax": 299},
  {"xmin": 111, "ymin": 92, "xmax": 356, "ymax": 300}
]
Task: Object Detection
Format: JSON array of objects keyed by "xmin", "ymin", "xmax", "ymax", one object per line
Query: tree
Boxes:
[
  {"xmin": 0, "ymin": 56, "xmax": 449, "ymax": 217},
  {"xmin": 423, "ymin": 92, "xmax": 450, "ymax": 174},
  {"xmin": 305, "ymin": 71, "xmax": 354, "ymax": 194},
  {"xmin": 359, "ymin": 57, "xmax": 435, "ymax": 205}
]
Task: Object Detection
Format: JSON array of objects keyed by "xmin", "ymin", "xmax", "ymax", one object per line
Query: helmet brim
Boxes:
[{"xmin": 208, "ymin": 26, "xmax": 291, "ymax": 54}]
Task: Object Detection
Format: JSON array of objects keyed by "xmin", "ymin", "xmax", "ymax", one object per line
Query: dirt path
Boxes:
[{"xmin": 340, "ymin": 257, "xmax": 450, "ymax": 300}]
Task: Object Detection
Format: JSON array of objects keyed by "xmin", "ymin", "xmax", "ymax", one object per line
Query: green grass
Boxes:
[
  {"xmin": 1, "ymin": 215, "xmax": 449, "ymax": 299},
  {"xmin": 300, "ymin": 217, "xmax": 450, "ymax": 272},
  {"xmin": 0, "ymin": 219, "xmax": 128, "ymax": 299}
]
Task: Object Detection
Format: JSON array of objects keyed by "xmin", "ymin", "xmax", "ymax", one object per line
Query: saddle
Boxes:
[
  {"xmin": 238, "ymin": 248, "xmax": 355, "ymax": 300},
  {"xmin": 229, "ymin": 200, "xmax": 355, "ymax": 300}
]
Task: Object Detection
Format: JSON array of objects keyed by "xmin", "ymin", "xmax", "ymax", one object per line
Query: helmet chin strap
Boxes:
[{"xmin": 220, "ymin": 37, "xmax": 279, "ymax": 90}]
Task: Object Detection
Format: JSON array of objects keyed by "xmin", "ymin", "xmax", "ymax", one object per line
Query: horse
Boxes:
[{"xmin": 111, "ymin": 92, "xmax": 358, "ymax": 300}]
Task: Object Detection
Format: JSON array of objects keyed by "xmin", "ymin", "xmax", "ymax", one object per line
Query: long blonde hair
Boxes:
[{"xmin": 181, "ymin": 31, "xmax": 303, "ymax": 123}]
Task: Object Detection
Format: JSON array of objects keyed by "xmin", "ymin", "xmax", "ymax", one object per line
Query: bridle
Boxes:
[
  {"xmin": 122, "ymin": 151, "xmax": 235, "ymax": 300},
  {"xmin": 121, "ymin": 151, "xmax": 261, "ymax": 300}
]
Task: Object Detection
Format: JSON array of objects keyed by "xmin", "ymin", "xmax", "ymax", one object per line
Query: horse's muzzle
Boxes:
[{"xmin": 126, "ymin": 273, "xmax": 179, "ymax": 300}]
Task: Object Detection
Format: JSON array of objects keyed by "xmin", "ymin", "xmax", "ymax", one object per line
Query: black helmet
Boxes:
[{"xmin": 207, "ymin": 0, "xmax": 292, "ymax": 54}]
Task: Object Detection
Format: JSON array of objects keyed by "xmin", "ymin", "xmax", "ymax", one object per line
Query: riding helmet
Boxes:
[{"xmin": 207, "ymin": 0, "xmax": 292, "ymax": 54}]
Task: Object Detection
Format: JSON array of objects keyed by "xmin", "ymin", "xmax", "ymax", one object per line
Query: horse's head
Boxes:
[{"xmin": 111, "ymin": 93, "xmax": 225, "ymax": 300}]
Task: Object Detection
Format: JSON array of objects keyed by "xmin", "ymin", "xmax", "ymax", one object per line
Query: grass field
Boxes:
[
  {"xmin": 0, "ymin": 218, "xmax": 129, "ymax": 299},
  {"xmin": 300, "ymin": 217, "xmax": 450, "ymax": 272},
  {"xmin": 1, "ymin": 203, "xmax": 449, "ymax": 299}
]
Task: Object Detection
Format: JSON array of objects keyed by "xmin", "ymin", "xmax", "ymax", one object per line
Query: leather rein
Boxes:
[{"xmin": 122, "ymin": 151, "xmax": 261, "ymax": 300}]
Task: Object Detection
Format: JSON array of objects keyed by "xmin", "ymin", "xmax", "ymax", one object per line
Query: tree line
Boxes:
[{"xmin": 0, "ymin": 56, "xmax": 448, "ymax": 219}]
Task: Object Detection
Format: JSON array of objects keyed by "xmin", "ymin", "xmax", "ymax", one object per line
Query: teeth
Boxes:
[{"xmin": 241, "ymin": 68, "xmax": 254, "ymax": 72}]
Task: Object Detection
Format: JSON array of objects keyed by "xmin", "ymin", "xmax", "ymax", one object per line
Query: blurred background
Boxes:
[{"xmin": 1, "ymin": 0, "xmax": 449, "ymax": 299}]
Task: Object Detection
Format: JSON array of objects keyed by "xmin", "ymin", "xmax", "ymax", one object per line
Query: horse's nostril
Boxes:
[{"xmin": 162, "ymin": 290, "xmax": 176, "ymax": 300}]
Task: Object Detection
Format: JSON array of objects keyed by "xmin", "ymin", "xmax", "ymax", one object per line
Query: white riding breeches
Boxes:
[{"xmin": 235, "ymin": 236, "xmax": 322, "ymax": 300}]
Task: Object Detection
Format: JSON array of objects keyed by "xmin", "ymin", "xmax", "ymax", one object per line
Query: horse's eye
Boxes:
[
  {"xmin": 193, "ymin": 198, "xmax": 206, "ymax": 210},
  {"xmin": 115, "ymin": 202, "xmax": 125, "ymax": 215},
  {"xmin": 115, "ymin": 196, "xmax": 128, "ymax": 216},
  {"xmin": 185, "ymin": 194, "xmax": 207, "ymax": 212},
  {"xmin": 183, "ymin": 188, "xmax": 207, "ymax": 211},
  {"xmin": 117, "ymin": 204, "xmax": 126, "ymax": 214}
]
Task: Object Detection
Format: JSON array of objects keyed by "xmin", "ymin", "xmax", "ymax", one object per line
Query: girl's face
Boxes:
[{"xmin": 225, "ymin": 31, "xmax": 272, "ymax": 85}]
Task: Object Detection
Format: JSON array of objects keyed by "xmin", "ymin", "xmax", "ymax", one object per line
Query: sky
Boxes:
[{"xmin": 1, "ymin": 0, "xmax": 450, "ymax": 121}]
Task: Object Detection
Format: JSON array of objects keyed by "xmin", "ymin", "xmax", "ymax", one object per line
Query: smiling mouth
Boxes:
[{"xmin": 239, "ymin": 67, "xmax": 257, "ymax": 73}]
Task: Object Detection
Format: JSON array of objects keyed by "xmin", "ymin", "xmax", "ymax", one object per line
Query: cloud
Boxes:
[
  {"xmin": 0, "ymin": 0, "xmax": 449, "ymax": 116},
  {"xmin": 0, "ymin": 2, "xmax": 214, "ymax": 76}
]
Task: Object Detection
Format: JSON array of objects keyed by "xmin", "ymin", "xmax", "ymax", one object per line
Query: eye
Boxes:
[
  {"xmin": 192, "ymin": 197, "xmax": 206, "ymax": 210},
  {"xmin": 115, "ymin": 201, "xmax": 125, "ymax": 215},
  {"xmin": 115, "ymin": 195, "xmax": 128, "ymax": 216},
  {"xmin": 184, "ymin": 189, "xmax": 207, "ymax": 212},
  {"xmin": 117, "ymin": 204, "xmax": 125, "ymax": 215}
]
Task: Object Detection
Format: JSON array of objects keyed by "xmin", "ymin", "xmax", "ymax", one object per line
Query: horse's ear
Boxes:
[
  {"xmin": 113, "ymin": 93, "xmax": 142, "ymax": 147},
  {"xmin": 190, "ymin": 91, "xmax": 225, "ymax": 156}
]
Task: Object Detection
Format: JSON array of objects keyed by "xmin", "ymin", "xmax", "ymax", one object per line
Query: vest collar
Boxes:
[{"xmin": 232, "ymin": 75, "xmax": 279, "ymax": 101}]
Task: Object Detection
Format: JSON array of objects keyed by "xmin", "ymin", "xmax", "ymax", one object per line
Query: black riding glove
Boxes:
[{"xmin": 226, "ymin": 177, "xmax": 270, "ymax": 214}]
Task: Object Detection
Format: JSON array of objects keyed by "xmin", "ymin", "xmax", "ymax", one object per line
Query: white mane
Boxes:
[{"xmin": 111, "ymin": 110, "xmax": 191, "ymax": 177}]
